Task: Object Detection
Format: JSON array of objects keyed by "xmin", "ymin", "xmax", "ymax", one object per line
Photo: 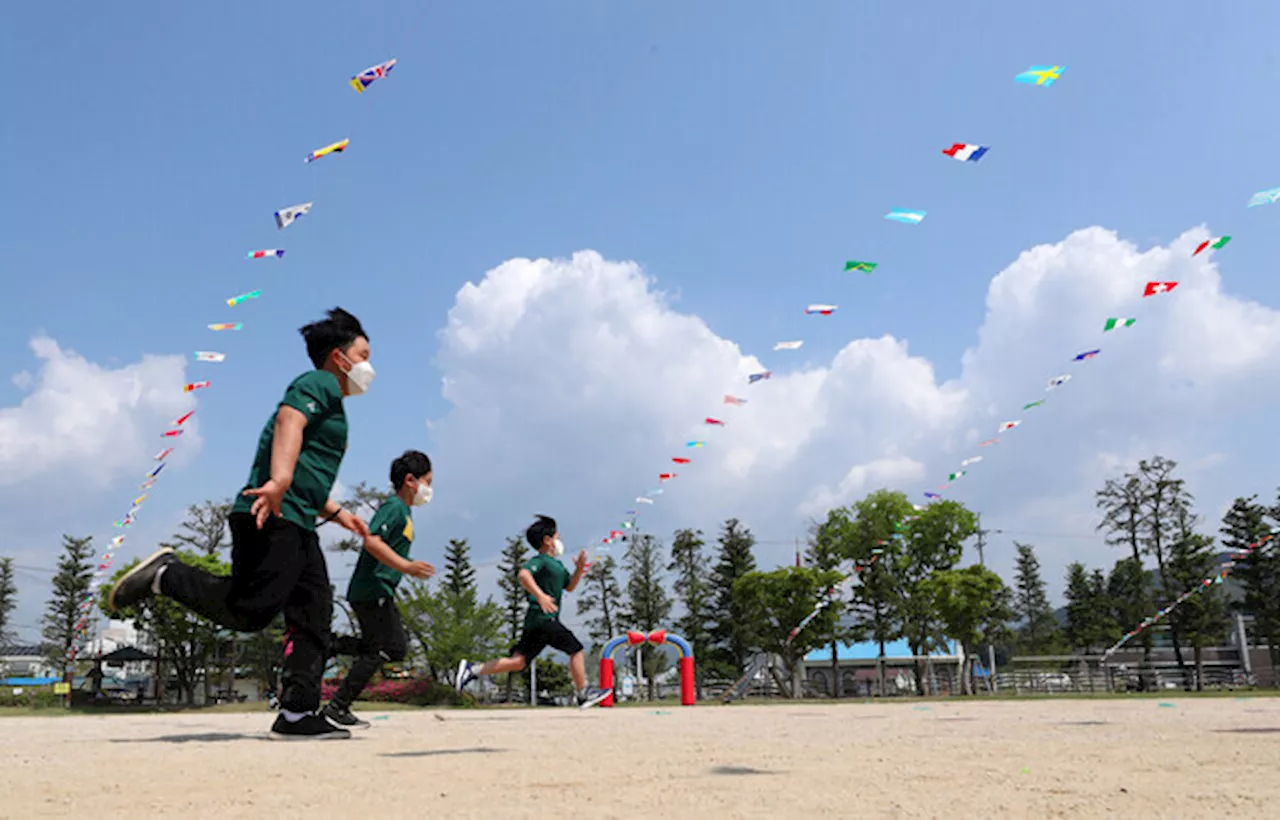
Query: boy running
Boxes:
[
  {"xmin": 322, "ymin": 450, "xmax": 436, "ymax": 728},
  {"xmin": 455, "ymin": 515, "xmax": 610, "ymax": 709},
  {"xmin": 109, "ymin": 307, "xmax": 374, "ymax": 740}
]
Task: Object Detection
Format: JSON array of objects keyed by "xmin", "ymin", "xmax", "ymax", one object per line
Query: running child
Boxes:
[
  {"xmin": 455, "ymin": 514, "xmax": 610, "ymax": 709},
  {"xmin": 109, "ymin": 307, "xmax": 374, "ymax": 740},
  {"xmin": 322, "ymin": 449, "xmax": 436, "ymax": 728}
]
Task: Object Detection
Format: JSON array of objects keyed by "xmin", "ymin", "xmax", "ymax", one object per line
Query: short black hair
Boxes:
[
  {"xmin": 300, "ymin": 307, "xmax": 368, "ymax": 369},
  {"xmin": 527, "ymin": 514, "xmax": 557, "ymax": 550},
  {"xmin": 390, "ymin": 450, "xmax": 432, "ymax": 490}
]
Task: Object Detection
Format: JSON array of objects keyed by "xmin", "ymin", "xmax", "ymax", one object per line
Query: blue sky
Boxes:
[{"xmin": 4, "ymin": 2, "xmax": 1280, "ymax": 642}]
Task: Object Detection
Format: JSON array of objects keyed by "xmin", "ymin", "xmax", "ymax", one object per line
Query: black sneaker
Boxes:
[
  {"xmin": 269, "ymin": 713, "xmax": 351, "ymax": 740},
  {"xmin": 576, "ymin": 687, "xmax": 611, "ymax": 710},
  {"xmin": 322, "ymin": 702, "xmax": 370, "ymax": 729},
  {"xmin": 108, "ymin": 548, "xmax": 175, "ymax": 612}
]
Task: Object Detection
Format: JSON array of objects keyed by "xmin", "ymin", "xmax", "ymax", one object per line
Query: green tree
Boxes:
[
  {"xmin": 103, "ymin": 550, "xmax": 229, "ymax": 704},
  {"xmin": 166, "ymin": 499, "xmax": 232, "ymax": 555},
  {"xmin": 621, "ymin": 532, "xmax": 673, "ymax": 700},
  {"xmin": 923, "ymin": 565, "xmax": 1012, "ymax": 695},
  {"xmin": 497, "ymin": 534, "xmax": 529, "ymax": 702},
  {"xmin": 897, "ymin": 499, "xmax": 977, "ymax": 694},
  {"xmin": 533, "ymin": 656, "xmax": 573, "ymax": 700},
  {"xmin": 1012, "ymin": 542, "xmax": 1060, "ymax": 654},
  {"xmin": 806, "ymin": 508, "xmax": 863, "ymax": 697},
  {"xmin": 577, "ymin": 554, "xmax": 624, "ymax": 646},
  {"xmin": 1063, "ymin": 562, "xmax": 1114, "ymax": 653},
  {"xmin": 668, "ymin": 528, "xmax": 714, "ymax": 698},
  {"xmin": 1223, "ymin": 495, "xmax": 1280, "ymax": 680},
  {"xmin": 330, "ymin": 482, "xmax": 393, "ymax": 553},
  {"xmin": 732, "ymin": 566, "xmax": 842, "ymax": 698},
  {"xmin": 0, "ymin": 557, "xmax": 17, "ymax": 645},
  {"xmin": 1106, "ymin": 556, "xmax": 1153, "ymax": 686},
  {"xmin": 43, "ymin": 535, "xmax": 95, "ymax": 676},
  {"xmin": 847, "ymin": 490, "xmax": 913, "ymax": 694},
  {"xmin": 709, "ymin": 518, "xmax": 758, "ymax": 675},
  {"xmin": 399, "ymin": 539, "xmax": 503, "ymax": 685},
  {"xmin": 1166, "ymin": 508, "xmax": 1227, "ymax": 690}
]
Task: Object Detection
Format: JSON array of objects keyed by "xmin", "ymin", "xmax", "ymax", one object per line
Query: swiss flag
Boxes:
[{"xmin": 1143, "ymin": 281, "xmax": 1178, "ymax": 297}]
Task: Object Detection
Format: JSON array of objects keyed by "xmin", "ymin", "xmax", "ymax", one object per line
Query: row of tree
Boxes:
[{"xmin": 10, "ymin": 454, "xmax": 1280, "ymax": 701}]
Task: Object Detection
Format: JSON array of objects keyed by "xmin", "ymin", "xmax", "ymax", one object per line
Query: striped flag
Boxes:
[
  {"xmin": 1192, "ymin": 236, "xmax": 1230, "ymax": 256},
  {"xmin": 724, "ymin": 395, "xmax": 747, "ymax": 406},
  {"xmin": 1103, "ymin": 317, "xmax": 1136, "ymax": 331},
  {"xmin": 247, "ymin": 249, "xmax": 285, "ymax": 260},
  {"xmin": 942, "ymin": 143, "xmax": 989, "ymax": 162}
]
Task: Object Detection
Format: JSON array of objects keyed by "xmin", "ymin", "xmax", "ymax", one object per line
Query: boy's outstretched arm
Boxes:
[
  {"xmin": 519, "ymin": 568, "xmax": 557, "ymax": 613},
  {"xmin": 363, "ymin": 534, "xmax": 434, "ymax": 580},
  {"xmin": 565, "ymin": 550, "xmax": 588, "ymax": 592}
]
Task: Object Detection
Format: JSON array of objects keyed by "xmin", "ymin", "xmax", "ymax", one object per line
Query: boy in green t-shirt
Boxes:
[
  {"xmin": 322, "ymin": 450, "xmax": 435, "ymax": 728},
  {"xmin": 455, "ymin": 515, "xmax": 610, "ymax": 709},
  {"xmin": 108, "ymin": 307, "xmax": 374, "ymax": 740}
]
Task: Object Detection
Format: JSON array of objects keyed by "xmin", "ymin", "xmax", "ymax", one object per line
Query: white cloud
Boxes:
[
  {"xmin": 0, "ymin": 337, "xmax": 197, "ymax": 489},
  {"xmin": 425, "ymin": 230, "xmax": 1280, "ymax": 599}
]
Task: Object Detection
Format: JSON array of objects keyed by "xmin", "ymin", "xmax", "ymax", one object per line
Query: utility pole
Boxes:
[
  {"xmin": 974, "ymin": 513, "xmax": 989, "ymax": 566},
  {"xmin": 795, "ymin": 537, "xmax": 801, "ymax": 568}
]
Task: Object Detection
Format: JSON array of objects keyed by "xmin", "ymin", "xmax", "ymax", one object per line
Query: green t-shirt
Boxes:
[
  {"xmin": 231, "ymin": 370, "xmax": 347, "ymax": 531},
  {"xmin": 523, "ymin": 552, "xmax": 571, "ymax": 628},
  {"xmin": 347, "ymin": 496, "xmax": 414, "ymax": 603}
]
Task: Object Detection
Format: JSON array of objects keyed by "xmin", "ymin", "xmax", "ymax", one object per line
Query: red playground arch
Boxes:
[{"xmin": 599, "ymin": 629, "xmax": 695, "ymax": 707}]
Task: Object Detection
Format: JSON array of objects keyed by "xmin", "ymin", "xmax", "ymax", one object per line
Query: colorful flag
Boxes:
[
  {"xmin": 1143, "ymin": 281, "xmax": 1178, "ymax": 297},
  {"xmin": 227, "ymin": 289, "xmax": 262, "ymax": 307},
  {"xmin": 659, "ymin": 473, "xmax": 677, "ymax": 481},
  {"xmin": 247, "ymin": 249, "xmax": 285, "ymax": 260},
  {"xmin": 183, "ymin": 381, "xmax": 211, "ymax": 393},
  {"xmin": 173, "ymin": 410, "xmax": 195, "ymax": 426},
  {"xmin": 704, "ymin": 418, "xmax": 725, "ymax": 426},
  {"xmin": 350, "ymin": 58, "xmax": 396, "ymax": 93},
  {"xmin": 194, "ymin": 351, "xmax": 225, "ymax": 362},
  {"xmin": 999, "ymin": 420, "xmax": 1021, "ymax": 433},
  {"xmin": 1023, "ymin": 400, "xmax": 1045, "ymax": 410},
  {"xmin": 805, "ymin": 304, "xmax": 837, "ymax": 315},
  {"xmin": 304, "ymin": 138, "xmax": 349, "ymax": 163},
  {"xmin": 1103, "ymin": 317, "xmax": 1136, "ymax": 331},
  {"xmin": 686, "ymin": 441, "xmax": 705, "ymax": 448},
  {"xmin": 844, "ymin": 261, "xmax": 877, "ymax": 273},
  {"xmin": 672, "ymin": 457, "xmax": 691, "ymax": 464},
  {"xmin": 1074, "ymin": 349, "xmax": 1100, "ymax": 361},
  {"xmin": 748, "ymin": 371, "xmax": 771, "ymax": 384},
  {"xmin": 1247, "ymin": 187, "xmax": 1280, "ymax": 207},
  {"xmin": 208, "ymin": 323, "xmax": 243, "ymax": 331},
  {"xmin": 274, "ymin": 202, "xmax": 313, "ymax": 230},
  {"xmin": 948, "ymin": 471, "xmax": 967, "ymax": 481},
  {"xmin": 924, "ymin": 492, "xmax": 942, "ymax": 499},
  {"xmin": 1014, "ymin": 65, "xmax": 1064, "ymax": 86},
  {"xmin": 1192, "ymin": 236, "xmax": 1231, "ymax": 256},
  {"xmin": 154, "ymin": 447, "xmax": 173, "ymax": 461},
  {"xmin": 1047, "ymin": 374, "xmax": 1072, "ymax": 388},
  {"xmin": 724, "ymin": 395, "xmax": 747, "ymax": 406},
  {"xmin": 161, "ymin": 429, "xmax": 183, "ymax": 438},
  {"xmin": 942, "ymin": 143, "xmax": 988, "ymax": 162},
  {"xmin": 884, "ymin": 209, "xmax": 926, "ymax": 224}
]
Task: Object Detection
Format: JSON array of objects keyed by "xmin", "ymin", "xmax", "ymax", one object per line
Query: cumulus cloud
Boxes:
[
  {"xmin": 425, "ymin": 229, "xmax": 1280, "ymax": 595},
  {"xmin": 0, "ymin": 337, "xmax": 197, "ymax": 489}
]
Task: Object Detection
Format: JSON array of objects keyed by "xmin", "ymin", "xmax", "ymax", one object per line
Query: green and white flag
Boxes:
[{"xmin": 1103, "ymin": 317, "xmax": 1136, "ymax": 332}]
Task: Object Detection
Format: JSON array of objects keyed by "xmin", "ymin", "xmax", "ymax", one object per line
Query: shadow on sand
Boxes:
[
  {"xmin": 381, "ymin": 746, "xmax": 507, "ymax": 758},
  {"xmin": 709, "ymin": 765, "xmax": 780, "ymax": 776},
  {"xmin": 110, "ymin": 732, "xmax": 268, "ymax": 743}
]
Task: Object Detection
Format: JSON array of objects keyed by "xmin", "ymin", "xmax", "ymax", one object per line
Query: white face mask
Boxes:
[
  {"xmin": 343, "ymin": 360, "xmax": 376, "ymax": 396},
  {"xmin": 552, "ymin": 538, "xmax": 565, "ymax": 557},
  {"xmin": 412, "ymin": 481, "xmax": 433, "ymax": 506}
]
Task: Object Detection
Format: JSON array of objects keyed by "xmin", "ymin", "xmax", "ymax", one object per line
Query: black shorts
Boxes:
[{"xmin": 512, "ymin": 619, "xmax": 583, "ymax": 661}]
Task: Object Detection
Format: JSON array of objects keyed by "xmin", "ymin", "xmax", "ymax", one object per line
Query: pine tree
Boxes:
[
  {"xmin": 331, "ymin": 482, "xmax": 394, "ymax": 553},
  {"xmin": 497, "ymin": 534, "xmax": 529, "ymax": 702},
  {"xmin": 0, "ymin": 557, "xmax": 17, "ymax": 644},
  {"xmin": 709, "ymin": 518, "xmax": 758, "ymax": 674},
  {"xmin": 1012, "ymin": 542, "xmax": 1059, "ymax": 654},
  {"xmin": 577, "ymin": 554, "xmax": 624, "ymax": 646},
  {"xmin": 1222, "ymin": 496, "xmax": 1280, "ymax": 678},
  {"xmin": 1166, "ymin": 508, "xmax": 1227, "ymax": 690},
  {"xmin": 1096, "ymin": 471, "xmax": 1153, "ymax": 664},
  {"xmin": 1137, "ymin": 456, "xmax": 1195, "ymax": 674},
  {"xmin": 622, "ymin": 532, "xmax": 673, "ymax": 700},
  {"xmin": 668, "ymin": 528, "xmax": 714, "ymax": 698},
  {"xmin": 442, "ymin": 539, "xmax": 477, "ymax": 606},
  {"xmin": 1106, "ymin": 556, "xmax": 1152, "ymax": 682},
  {"xmin": 1063, "ymin": 562, "xmax": 1114, "ymax": 653},
  {"xmin": 42, "ymin": 535, "xmax": 95, "ymax": 675}
]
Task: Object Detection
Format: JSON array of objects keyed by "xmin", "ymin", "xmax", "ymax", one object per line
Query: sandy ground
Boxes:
[{"xmin": 2, "ymin": 697, "xmax": 1279, "ymax": 819}]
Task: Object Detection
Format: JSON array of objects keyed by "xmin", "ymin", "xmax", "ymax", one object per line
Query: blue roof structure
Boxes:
[{"xmin": 803, "ymin": 637, "xmax": 956, "ymax": 663}]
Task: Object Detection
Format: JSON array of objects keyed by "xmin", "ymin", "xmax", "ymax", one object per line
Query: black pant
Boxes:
[
  {"xmin": 161, "ymin": 513, "xmax": 332, "ymax": 713},
  {"xmin": 332, "ymin": 598, "xmax": 407, "ymax": 707}
]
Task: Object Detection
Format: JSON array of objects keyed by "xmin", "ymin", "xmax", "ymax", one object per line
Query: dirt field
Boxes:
[{"xmin": 2, "ymin": 697, "xmax": 1278, "ymax": 818}]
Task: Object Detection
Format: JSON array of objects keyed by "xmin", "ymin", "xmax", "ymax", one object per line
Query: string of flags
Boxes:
[{"xmin": 68, "ymin": 58, "xmax": 397, "ymax": 663}]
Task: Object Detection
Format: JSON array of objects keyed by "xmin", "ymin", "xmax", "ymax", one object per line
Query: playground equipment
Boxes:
[{"xmin": 599, "ymin": 629, "xmax": 695, "ymax": 706}]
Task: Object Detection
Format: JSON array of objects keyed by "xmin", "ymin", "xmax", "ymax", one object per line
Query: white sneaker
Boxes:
[{"xmin": 455, "ymin": 659, "xmax": 475, "ymax": 693}]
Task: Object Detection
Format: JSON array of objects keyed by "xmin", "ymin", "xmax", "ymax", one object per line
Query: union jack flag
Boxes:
[{"xmin": 350, "ymin": 58, "xmax": 396, "ymax": 93}]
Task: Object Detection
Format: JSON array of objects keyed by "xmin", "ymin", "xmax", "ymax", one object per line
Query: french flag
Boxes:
[{"xmin": 942, "ymin": 143, "xmax": 988, "ymax": 162}]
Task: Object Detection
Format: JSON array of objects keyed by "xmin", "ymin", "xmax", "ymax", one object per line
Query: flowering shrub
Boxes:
[{"xmin": 320, "ymin": 676, "xmax": 465, "ymax": 706}]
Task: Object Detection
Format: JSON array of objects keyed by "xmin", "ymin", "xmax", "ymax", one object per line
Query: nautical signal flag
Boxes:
[
  {"xmin": 942, "ymin": 143, "xmax": 988, "ymax": 162},
  {"xmin": 1143, "ymin": 281, "xmax": 1178, "ymax": 297}
]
